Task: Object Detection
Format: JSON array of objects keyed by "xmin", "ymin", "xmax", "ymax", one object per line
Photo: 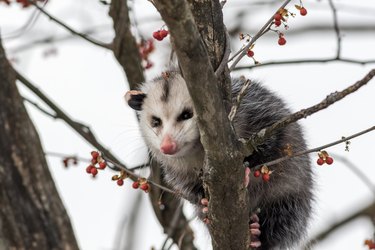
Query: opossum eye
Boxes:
[
  {"xmin": 151, "ymin": 116, "xmax": 162, "ymax": 128},
  {"xmin": 177, "ymin": 109, "xmax": 193, "ymax": 122}
]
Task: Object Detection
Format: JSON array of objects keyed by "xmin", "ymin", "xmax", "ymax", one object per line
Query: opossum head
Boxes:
[{"xmin": 125, "ymin": 71, "xmax": 201, "ymax": 160}]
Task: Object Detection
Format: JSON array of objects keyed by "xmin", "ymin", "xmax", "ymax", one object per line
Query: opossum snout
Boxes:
[{"xmin": 160, "ymin": 134, "xmax": 177, "ymax": 155}]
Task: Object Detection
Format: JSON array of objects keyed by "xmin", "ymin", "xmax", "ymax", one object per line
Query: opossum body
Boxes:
[{"xmin": 126, "ymin": 69, "xmax": 313, "ymax": 249}]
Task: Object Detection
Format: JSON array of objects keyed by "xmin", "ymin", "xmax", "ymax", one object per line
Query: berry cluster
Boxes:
[
  {"xmin": 0, "ymin": 0, "xmax": 46, "ymax": 8},
  {"xmin": 152, "ymin": 29, "xmax": 169, "ymax": 41},
  {"xmin": 85, "ymin": 151, "xmax": 107, "ymax": 177},
  {"xmin": 365, "ymin": 239, "xmax": 375, "ymax": 249},
  {"xmin": 62, "ymin": 156, "xmax": 78, "ymax": 168},
  {"xmin": 112, "ymin": 170, "xmax": 127, "ymax": 186},
  {"xmin": 253, "ymin": 165, "xmax": 272, "ymax": 182},
  {"xmin": 272, "ymin": 4, "xmax": 308, "ymax": 46},
  {"xmin": 138, "ymin": 39, "xmax": 155, "ymax": 70},
  {"xmin": 316, "ymin": 151, "xmax": 334, "ymax": 166},
  {"xmin": 132, "ymin": 178, "xmax": 150, "ymax": 193}
]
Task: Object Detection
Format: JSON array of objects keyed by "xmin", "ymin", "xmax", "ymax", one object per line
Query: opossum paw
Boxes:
[
  {"xmin": 200, "ymin": 198, "xmax": 210, "ymax": 224},
  {"xmin": 249, "ymin": 213, "xmax": 261, "ymax": 248}
]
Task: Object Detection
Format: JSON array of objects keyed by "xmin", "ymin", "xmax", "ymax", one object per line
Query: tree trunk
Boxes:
[{"xmin": 0, "ymin": 39, "xmax": 79, "ymax": 250}]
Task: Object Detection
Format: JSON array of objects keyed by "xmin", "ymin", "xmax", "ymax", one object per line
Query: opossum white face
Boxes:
[{"xmin": 126, "ymin": 73, "xmax": 201, "ymax": 160}]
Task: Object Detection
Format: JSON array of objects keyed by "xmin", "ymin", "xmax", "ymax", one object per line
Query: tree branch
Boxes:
[
  {"xmin": 305, "ymin": 202, "xmax": 375, "ymax": 248},
  {"xmin": 109, "ymin": 0, "xmax": 145, "ymax": 88},
  {"xmin": 233, "ymin": 57, "xmax": 375, "ymax": 71},
  {"xmin": 30, "ymin": 1, "xmax": 111, "ymax": 49},
  {"xmin": 228, "ymin": 0, "xmax": 292, "ymax": 70},
  {"xmin": 251, "ymin": 125, "xmax": 375, "ymax": 171},
  {"xmin": 153, "ymin": 0, "xmax": 249, "ymax": 249},
  {"xmin": 246, "ymin": 68, "xmax": 375, "ymax": 152},
  {"xmin": 328, "ymin": 0, "xmax": 341, "ymax": 58}
]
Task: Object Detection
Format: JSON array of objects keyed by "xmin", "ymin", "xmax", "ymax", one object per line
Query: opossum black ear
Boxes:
[{"xmin": 125, "ymin": 90, "xmax": 146, "ymax": 111}]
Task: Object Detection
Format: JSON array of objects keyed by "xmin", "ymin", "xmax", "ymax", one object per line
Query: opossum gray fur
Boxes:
[{"xmin": 125, "ymin": 69, "xmax": 314, "ymax": 250}]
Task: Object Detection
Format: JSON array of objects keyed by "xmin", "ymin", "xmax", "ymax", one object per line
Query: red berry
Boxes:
[
  {"xmin": 152, "ymin": 31, "xmax": 163, "ymax": 41},
  {"xmin": 247, "ymin": 50, "xmax": 254, "ymax": 57},
  {"xmin": 300, "ymin": 7, "xmax": 307, "ymax": 16},
  {"xmin": 99, "ymin": 161, "xmax": 107, "ymax": 169},
  {"xmin": 317, "ymin": 158, "xmax": 324, "ymax": 166},
  {"xmin": 325, "ymin": 157, "xmax": 334, "ymax": 165},
  {"xmin": 254, "ymin": 170, "xmax": 261, "ymax": 178},
  {"xmin": 274, "ymin": 13, "xmax": 282, "ymax": 21},
  {"xmin": 90, "ymin": 167, "xmax": 98, "ymax": 177},
  {"xmin": 274, "ymin": 19, "xmax": 281, "ymax": 27},
  {"xmin": 86, "ymin": 165, "xmax": 94, "ymax": 174},
  {"xmin": 262, "ymin": 173, "xmax": 270, "ymax": 182},
  {"xmin": 117, "ymin": 179, "xmax": 124, "ymax": 186},
  {"xmin": 91, "ymin": 158, "xmax": 97, "ymax": 164},
  {"xmin": 132, "ymin": 181, "xmax": 140, "ymax": 189},
  {"xmin": 140, "ymin": 183, "xmax": 149, "ymax": 191},
  {"xmin": 278, "ymin": 36, "xmax": 286, "ymax": 46},
  {"xmin": 159, "ymin": 29, "xmax": 169, "ymax": 38},
  {"xmin": 91, "ymin": 151, "xmax": 99, "ymax": 159}
]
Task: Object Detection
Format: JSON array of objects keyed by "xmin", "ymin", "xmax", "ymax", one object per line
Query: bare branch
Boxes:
[
  {"xmin": 229, "ymin": 0, "xmax": 292, "ymax": 70},
  {"xmin": 233, "ymin": 57, "xmax": 375, "ymax": 71},
  {"xmin": 305, "ymin": 202, "xmax": 375, "ymax": 248},
  {"xmin": 30, "ymin": 1, "xmax": 111, "ymax": 49},
  {"xmin": 109, "ymin": 0, "xmax": 145, "ymax": 88},
  {"xmin": 246, "ymin": 69, "xmax": 375, "ymax": 152},
  {"xmin": 228, "ymin": 78, "xmax": 251, "ymax": 121},
  {"xmin": 328, "ymin": 0, "xmax": 342, "ymax": 58},
  {"xmin": 251, "ymin": 125, "xmax": 375, "ymax": 171},
  {"xmin": 15, "ymin": 70, "xmax": 129, "ymax": 173},
  {"xmin": 23, "ymin": 96, "xmax": 57, "ymax": 119}
]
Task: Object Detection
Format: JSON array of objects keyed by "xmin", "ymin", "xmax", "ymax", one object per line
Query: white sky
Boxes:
[{"xmin": 1, "ymin": 0, "xmax": 375, "ymax": 249}]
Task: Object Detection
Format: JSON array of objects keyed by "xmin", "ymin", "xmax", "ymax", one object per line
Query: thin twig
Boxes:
[
  {"xmin": 246, "ymin": 69, "xmax": 375, "ymax": 152},
  {"xmin": 233, "ymin": 57, "xmax": 375, "ymax": 70},
  {"xmin": 228, "ymin": 0, "xmax": 292, "ymax": 70},
  {"xmin": 23, "ymin": 96, "xmax": 57, "ymax": 119},
  {"xmin": 30, "ymin": 1, "xmax": 111, "ymax": 49},
  {"xmin": 104, "ymin": 157, "xmax": 176, "ymax": 195},
  {"xmin": 328, "ymin": 0, "xmax": 341, "ymax": 58},
  {"xmin": 228, "ymin": 78, "xmax": 251, "ymax": 121},
  {"xmin": 251, "ymin": 125, "xmax": 375, "ymax": 170}
]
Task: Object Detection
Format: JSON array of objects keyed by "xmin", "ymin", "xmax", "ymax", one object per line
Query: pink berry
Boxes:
[
  {"xmin": 132, "ymin": 181, "xmax": 139, "ymax": 189},
  {"xmin": 325, "ymin": 157, "xmax": 334, "ymax": 165},
  {"xmin": 274, "ymin": 13, "xmax": 282, "ymax": 21},
  {"xmin": 86, "ymin": 165, "xmax": 94, "ymax": 174},
  {"xmin": 247, "ymin": 50, "xmax": 254, "ymax": 57},
  {"xmin": 262, "ymin": 173, "xmax": 270, "ymax": 182},
  {"xmin": 278, "ymin": 36, "xmax": 286, "ymax": 46},
  {"xmin": 90, "ymin": 167, "xmax": 98, "ymax": 177},
  {"xmin": 152, "ymin": 31, "xmax": 163, "ymax": 41},
  {"xmin": 159, "ymin": 29, "xmax": 169, "ymax": 38},
  {"xmin": 140, "ymin": 183, "xmax": 149, "ymax": 191},
  {"xmin": 317, "ymin": 158, "xmax": 324, "ymax": 166},
  {"xmin": 99, "ymin": 161, "xmax": 107, "ymax": 169},
  {"xmin": 300, "ymin": 7, "xmax": 307, "ymax": 16},
  {"xmin": 254, "ymin": 170, "xmax": 261, "ymax": 178},
  {"xmin": 91, "ymin": 151, "xmax": 99, "ymax": 159}
]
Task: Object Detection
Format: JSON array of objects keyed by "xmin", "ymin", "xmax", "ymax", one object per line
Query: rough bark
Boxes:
[
  {"xmin": 153, "ymin": 0, "xmax": 250, "ymax": 249},
  {"xmin": 109, "ymin": 0, "xmax": 145, "ymax": 88},
  {"xmin": 0, "ymin": 40, "xmax": 79, "ymax": 249}
]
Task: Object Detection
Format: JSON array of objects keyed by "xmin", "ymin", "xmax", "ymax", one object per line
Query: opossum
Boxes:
[{"xmin": 125, "ymin": 69, "xmax": 313, "ymax": 249}]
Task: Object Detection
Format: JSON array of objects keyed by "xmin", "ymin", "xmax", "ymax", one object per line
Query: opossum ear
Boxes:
[{"xmin": 125, "ymin": 90, "xmax": 146, "ymax": 111}]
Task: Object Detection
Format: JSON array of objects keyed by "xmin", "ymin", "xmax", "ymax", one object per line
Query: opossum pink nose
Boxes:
[{"xmin": 160, "ymin": 135, "xmax": 177, "ymax": 155}]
